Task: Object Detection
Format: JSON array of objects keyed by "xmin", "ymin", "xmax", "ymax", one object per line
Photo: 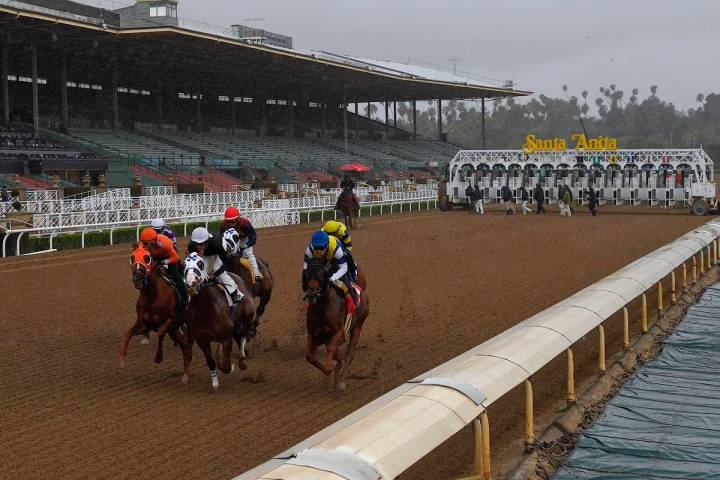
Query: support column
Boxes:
[
  {"xmin": 231, "ymin": 95, "xmax": 236, "ymax": 136},
  {"xmin": 156, "ymin": 80, "xmax": 163, "ymax": 131},
  {"xmin": 437, "ymin": 98, "xmax": 442, "ymax": 140},
  {"xmin": 287, "ymin": 98, "xmax": 295, "ymax": 136},
  {"xmin": 111, "ymin": 66, "xmax": 119, "ymax": 130},
  {"xmin": 412, "ymin": 99, "xmax": 417, "ymax": 139},
  {"xmin": 321, "ymin": 100, "xmax": 326, "ymax": 138},
  {"xmin": 342, "ymin": 96, "xmax": 348, "ymax": 155},
  {"xmin": 393, "ymin": 101, "xmax": 397, "ymax": 128},
  {"xmin": 623, "ymin": 306, "xmax": 630, "ymax": 349},
  {"xmin": 671, "ymin": 271, "xmax": 676, "ymax": 305},
  {"xmin": 481, "ymin": 97, "xmax": 486, "ymax": 149},
  {"xmin": 598, "ymin": 325, "xmax": 606, "ymax": 374},
  {"xmin": 354, "ymin": 102, "xmax": 359, "ymax": 140},
  {"xmin": 384, "ymin": 101, "xmax": 389, "ymax": 137},
  {"xmin": 641, "ymin": 293, "xmax": 648, "ymax": 333},
  {"xmin": 524, "ymin": 379, "xmax": 534, "ymax": 448},
  {"xmin": 196, "ymin": 92, "xmax": 202, "ymax": 133},
  {"xmin": 31, "ymin": 46, "xmax": 39, "ymax": 138},
  {"xmin": 566, "ymin": 348, "xmax": 576, "ymax": 405},
  {"xmin": 657, "ymin": 280, "xmax": 664, "ymax": 315},
  {"xmin": 1, "ymin": 41, "xmax": 8, "ymax": 125},
  {"xmin": 60, "ymin": 49, "xmax": 69, "ymax": 132}
]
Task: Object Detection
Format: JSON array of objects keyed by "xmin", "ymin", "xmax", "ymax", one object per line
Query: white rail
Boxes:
[{"xmin": 235, "ymin": 219, "xmax": 720, "ymax": 480}]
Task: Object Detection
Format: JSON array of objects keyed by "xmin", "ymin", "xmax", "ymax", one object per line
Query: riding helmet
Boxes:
[
  {"xmin": 140, "ymin": 227, "xmax": 158, "ymax": 242},
  {"xmin": 224, "ymin": 206, "xmax": 240, "ymax": 221},
  {"xmin": 311, "ymin": 230, "xmax": 329, "ymax": 249},
  {"xmin": 191, "ymin": 227, "xmax": 212, "ymax": 244},
  {"xmin": 323, "ymin": 220, "xmax": 340, "ymax": 234},
  {"xmin": 150, "ymin": 218, "xmax": 164, "ymax": 230}
]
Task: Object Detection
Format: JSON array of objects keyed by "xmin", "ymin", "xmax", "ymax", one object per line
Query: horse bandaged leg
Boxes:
[
  {"xmin": 343, "ymin": 313, "xmax": 353, "ymax": 338},
  {"xmin": 242, "ymin": 247, "xmax": 262, "ymax": 279}
]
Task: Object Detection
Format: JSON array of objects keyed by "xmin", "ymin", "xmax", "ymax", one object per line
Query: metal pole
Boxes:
[
  {"xmin": 480, "ymin": 411, "xmax": 491, "ymax": 480},
  {"xmin": 657, "ymin": 280, "xmax": 663, "ymax": 315},
  {"xmin": 524, "ymin": 379, "xmax": 534, "ymax": 447},
  {"xmin": 473, "ymin": 417, "xmax": 483, "ymax": 476},
  {"xmin": 683, "ymin": 262, "xmax": 688, "ymax": 291},
  {"xmin": 31, "ymin": 46, "xmax": 39, "ymax": 138},
  {"xmin": 1, "ymin": 41, "xmax": 8, "ymax": 125},
  {"xmin": 641, "ymin": 293, "xmax": 648, "ymax": 333},
  {"xmin": 623, "ymin": 307, "xmax": 630, "ymax": 349},
  {"xmin": 693, "ymin": 255, "xmax": 698, "ymax": 283},
  {"xmin": 437, "ymin": 98, "xmax": 442, "ymax": 140},
  {"xmin": 384, "ymin": 101, "xmax": 389, "ymax": 137},
  {"xmin": 343, "ymin": 95, "xmax": 348, "ymax": 155},
  {"xmin": 354, "ymin": 102, "xmax": 359, "ymax": 140},
  {"xmin": 60, "ymin": 49, "xmax": 69, "ymax": 132},
  {"xmin": 231, "ymin": 95, "xmax": 236, "ymax": 136},
  {"xmin": 481, "ymin": 97, "xmax": 486, "ymax": 149},
  {"xmin": 566, "ymin": 348, "xmax": 576, "ymax": 405},
  {"xmin": 112, "ymin": 66, "xmax": 119, "ymax": 129},
  {"xmin": 196, "ymin": 91, "xmax": 202, "ymax": 132},
  {"xmin": 288, "ymin": 97, "xmax": 294, "ymax": 136},
  {"xmin": 412, "ymin": 99, "xmax": 417, "ymax": 139},
  {"xmin": 700, "ymin": 249, "xmax": 705, "ymax": 274},
  {"xmin": 671, "ymin": 271, "xmax": 676, "ymax": 305},
  {"xmin": 321, "ymin": 100, "xmax": 326, "ymax": 137},
  {"xmin": 598, "ymin": 325, "xmax": 606, "ymax": 374},
  {"xmin": 393, "ymin": 101, "xmax": 397, "ymax": 128}
]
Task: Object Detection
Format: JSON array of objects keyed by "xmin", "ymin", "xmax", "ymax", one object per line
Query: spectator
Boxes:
[
  {"xmin": 519, "ymin": 185, "xmax": 531, "ymax": 215},
  {"xmin": 588, "ymin": 187, "xmax": 598, "ymax": 216},
  {"xmin": 501, "ymin": 185, "xmax": 515, "ymax": 215},
  {"xmin": 533, "ymin": 184, "xmax": 546, "ymax": 214},
  {"xmin": 1, "ymin": 185, "xmax": 8, "ymax": 203}
]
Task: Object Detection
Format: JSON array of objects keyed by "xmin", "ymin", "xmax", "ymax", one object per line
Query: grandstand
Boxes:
[{"xmin": 0, "ymin": 0, "xmax": 530, "ymax": 190}]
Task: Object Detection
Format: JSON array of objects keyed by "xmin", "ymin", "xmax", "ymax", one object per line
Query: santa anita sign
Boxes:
[{"xmin": 522, "ymin": 133, "xmax": 618, "ymax": 154}]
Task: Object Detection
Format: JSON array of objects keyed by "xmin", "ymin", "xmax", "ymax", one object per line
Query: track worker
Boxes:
[
  {"xmin": 139, "ymin": 227, "xmax": 187, "ymax": 307},
  {"xmin": 519, "ymin": 185, "xmax": 531, "ymax": 215},
  {"xmin": 533, "ymin": 184, "xmax": 546, "ymax": 214},
  {"xmin": 220, "ymin": 206, "xmax": 262, "ymax": 281},
  {"xmin": 150, "ymin": 218, "xmax": 177, "ymax": 248},
  {"xmin": 588, "ymin": 187, "xmax": 598, "ymax": 216},
  {"xmin": 188, "ymin": 227, "xmax": 245, "ymax": 305},
  {"xmin": 322, "ymin": 220, "xmax": 357, "ymax": 280},
  {"xmin": 501, "ymin": 185, "xmax": 515, "ymax": 215},
  {"xmin": 472, "ymin": 185, "xmax": 484, "ymax": 214},
  {"xmin": 303, "ymin": 230, "xmax": 357, "ymax": 308}
]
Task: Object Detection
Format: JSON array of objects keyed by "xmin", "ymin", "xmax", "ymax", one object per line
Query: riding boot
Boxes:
[{"xmin": 230, "ymin": 289, "xmax": 244, "ymax": 305}]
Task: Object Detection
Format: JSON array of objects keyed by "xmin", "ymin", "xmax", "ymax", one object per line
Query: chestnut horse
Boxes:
[
  {"xmin": 181, "ymin": 252, "xmax": 256, "ymax": 391},
  {"xmin": 336, "ymin": 190, "xmax": 360, "ymax": 229},
  {"xmin": 303, "ymin": 257, "xmax": 369, "ymax": 390},
  {"xmin": 119, "ymin": 244, "xmax": 188, "ymax": 368},
  {"xmin": 221, "ymin": 229, "xmax": 274, "ymax": 338}
]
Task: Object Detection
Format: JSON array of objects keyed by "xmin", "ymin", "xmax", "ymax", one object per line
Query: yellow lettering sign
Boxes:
[{"xmin": 523, "ymin": 133, "xmax": 618, "ymax": 153}]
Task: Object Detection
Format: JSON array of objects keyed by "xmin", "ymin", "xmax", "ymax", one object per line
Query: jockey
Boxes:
[
  {"xmin": 303, "ymin": 230, "xmax": 356, "ymax": 306},
  {"xmin": 220, "ymin": 206, "xmax": 262, "ymax": 281},
  {"xmin": 187, "ymin": 226, "xmax": 245, "ymax": 305},
  {"xmin": 321, "ymin": 219, "xmax": 357, "ymax": 281},
  {"xmin": 139, "ymin": 227, "xmax": 187, "ymax": 307},
  {"xmin": 150, "ymin": 218, "xmax": 177, "ymax": 248}
]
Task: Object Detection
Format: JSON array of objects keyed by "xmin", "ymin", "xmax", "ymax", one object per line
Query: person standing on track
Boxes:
[
  {"xmin": 501, "ymin": 185, "xmax": 515, "ymax": 215},
  {"xmin": 520, "ymin": 185, "xmax": 531, "ymax": 215},
  {"xmin": 220, "ymin": 206, "xmax": 262, "ymax": 282},
  {"xmin": 588, "ymin": 187, "xmax": 598, "ymax": 216},
  {"xmin": 472, "ymin": 185, "xmax": 484, "ymax": 214},
  {"xmin": 534, "ymin": 184, "xmax": 546, "ymax": 214},
  {"xmin": 465, "ymin": 182, "xmax": 473, "ymax": 214}
]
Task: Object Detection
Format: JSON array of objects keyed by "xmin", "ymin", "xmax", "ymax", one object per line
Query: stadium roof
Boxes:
[{"xmin": 0, "ymin": 0, "xmax": 532, "ymax": 103}]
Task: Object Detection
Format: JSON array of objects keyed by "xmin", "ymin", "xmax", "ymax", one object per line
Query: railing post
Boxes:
[
  {"xmin": 657, "ymin": 280, "xmax": 663, "ymax": 315},
  {"xmin": 671, "ymin": 271, "xmax": 676, "ymax": 305},
  {"xmin": 700, "ymin": 249, "xmax": 705, "ymax": 274},
  {"xmin": 49, "ymin": 230, "xmax": 57, "ymax": 251},
  {"xmin": 480, "ymin": 412, "xmax": 491, "ymax": 480},
  {"xmin": 623, "ymin": 306, "xmax": 630, "ymax": 349},
  {"xmin": 566, "ymin": 348, "xmax": 576, "ymax": 405},
  {"xmin": 524, "ymin": 379, "xmax": 534, "ymax": 448},
  {"xmin": 136, "ymin": 224, "xmax": 141, "ymax": 241},
  {"xmin": 598, "ymin": 325, "xmax": 606, "ymax": 374},
  {"xmin": 641, "ymin": 293, "xmax": 648, "ymax": 333},
  {"xmin": 110, "ymin": 227, "xmax": 115, "ymax": 246},
  {"xmin": 16, "ymin": 231, "xmax": 25, "ymax": 256},
  {"xmin": 2, "ymin": 231, "xmax": 9, "ymax": 257},
  {"xmin": 473, "ymin": 417, "xmax": 483, "ymax": 476}
]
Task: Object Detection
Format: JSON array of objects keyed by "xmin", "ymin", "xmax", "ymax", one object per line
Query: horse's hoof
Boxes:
[
  {"xmin": 239, "ymin": 360, "xmax": 248, "ymax": 371},
  {"xmin": 221, "ymin": 366, "xmax": 232, "ymax": 375},
  {"xmin": 119, "ymin": 358, "xmax": 126, "ymax": 368},
  {"xmin": 230, "ymin": 360, "xmax": 236, "ymax": 373},
  {"xmin": 180, "ymin": 374, "xmax": 189, "ymax": 384},
  {"xmin": 140, "ymin": 337, "xmax": 150, "ymax": 345},
  {"xmin": 154, "ymin": 356, "xmax": 163, "ymax": 364}
]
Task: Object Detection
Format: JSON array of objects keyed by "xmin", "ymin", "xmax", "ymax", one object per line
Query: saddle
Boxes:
[{"xmin": 342, "ymin": 283, "xmax": 363, "ymax": 338}]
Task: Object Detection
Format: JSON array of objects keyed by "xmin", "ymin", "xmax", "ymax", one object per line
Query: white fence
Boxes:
[{"xmin": 235, "ymin": 219, "xmax": 720, "ymax": 480}]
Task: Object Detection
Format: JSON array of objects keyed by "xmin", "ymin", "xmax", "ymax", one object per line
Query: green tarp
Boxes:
[{"xmin": 555, "ymin": 284, "xmax": 720, "ymax": 480}]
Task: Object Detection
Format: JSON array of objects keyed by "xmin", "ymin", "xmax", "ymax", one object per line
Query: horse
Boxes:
[
  {"xmin": 336, "ymin": 190, "xmax": 360, "ymax": 229},
  {"xmin": 181, "ymin": 252, "xmax": 256, "ymax": 391},
  {"xmin": 303, "ymin": 257, "xmax": 369, "ymax": 390},
  {"xmin": 119, "ymin": 244, "xmax": 188, "ymax": 368},
  {"xmin": 221, "ymin": 228, "xmax": 274, "ymax": 338}
]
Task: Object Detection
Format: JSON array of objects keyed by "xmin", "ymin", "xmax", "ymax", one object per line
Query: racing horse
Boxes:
[
  {"xmin": 119, "ymin": 244, "xmax": 188, "ymax": 368},
  {"xmin": 335, "ymin": 190, "xmax": 360, "ymax": 229},
  {"xmin": 221, "ymin": 228, "xmax": 273, "ymax": 338},
  {"xmin": 303, "ymin": 257, "xmax": 369, "ymax": 390},
  {"xmin": 181, "ymin": 252, "xmax": 256, "ymax": 391}
]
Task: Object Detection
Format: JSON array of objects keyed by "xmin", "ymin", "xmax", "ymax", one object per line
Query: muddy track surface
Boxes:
[{"xmin": 0, "ymin": 208, "xmax": 707, "ymax": 479}]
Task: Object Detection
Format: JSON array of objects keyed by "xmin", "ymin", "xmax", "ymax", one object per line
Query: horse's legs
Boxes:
[
  {"xmin": 119, "ymin": 321, "xmax": 144, "ymax": 367},
  {"xmin": 332, "ymin": 341, "xmax": 346, "ymax": 391},
  {"xmin": 306, "ymin": 335, "xmax": 332, "ymax": 376},
  {"xmin": 324, "ymin": 330, "xmax": 344, "ymax": 387},
  {"xmin": 219, "ymin": 336, "xmax": 233, "ymax": 375},
  {"xmin": 197, "ymin": 339, "xmax": 219, "ymax": 391},
  {"xmin": 180, "ymin": 333, "xmax": 194, "ymax": 384},
  {"xmin": 339, "ymin": 323, "xmax": 364, "ymax": 385},
  {"xmin": 233, "ymin": 333, "xmax": 249, "ymax": 370},
  {"xmin": 168, "ymin": 328, "xmax": 190, "ymax": 377},
  {"xmin": 154, "ymin": 317, "xmax": 173, "ymax": 364}
]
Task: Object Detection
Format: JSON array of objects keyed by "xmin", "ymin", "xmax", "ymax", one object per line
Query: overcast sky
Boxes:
[{"xmin": 92, "ymin": 0, "xmax": 718, "ymax": 111}]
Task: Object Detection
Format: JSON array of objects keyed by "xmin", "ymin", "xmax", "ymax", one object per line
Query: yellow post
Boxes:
[
  {"xmin": 473, "ymin": 417, "xmax": 483, "ymax": 476},
  {"xmin": 567, "ymin": 348, "xmax": 576, "ymax": 405},
  {"xmin": 693, "ymin": 256, "xmax": 697, "ymax": 284},
  {"xmin": 683, "ymin": 262, "xmax": 688, "ymax": 291},
  {"xmin": 641, "ymin": 294, "xmax": 648, "ymax": 333},
  {"xmin": 671, "ymin": 271, "xmax": 676, "ymax": 305},
  {"xmin": 700, "ymin": 249, "xmax": 705, "ymax": 274},
  {"xmin": 623, "ymin": 307, "xmax": 630, "ymax": 349},
  {"xmin": 524, "ymin": 380, "xmax": 534, "ymax": 447},
  {"xmin": 657, "ymin": 280, "xmax": 663, "ymax": 315},
  {"xmin": 480, "ymin": 411, "xmax": 491, "ymax": 480},
  {"xmin": 598, "ymin": 325, "xmax": 606, "ymax": 374}
]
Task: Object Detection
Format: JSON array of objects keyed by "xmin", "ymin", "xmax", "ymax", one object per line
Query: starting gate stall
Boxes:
[{"xmin": 448, "ymin": 148, "xmax": 715, "ymax": 214}]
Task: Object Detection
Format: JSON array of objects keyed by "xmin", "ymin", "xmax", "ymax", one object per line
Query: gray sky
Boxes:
[{"xmin": 91, "ymin": 0, "xmax": 718, "ymax": 111}]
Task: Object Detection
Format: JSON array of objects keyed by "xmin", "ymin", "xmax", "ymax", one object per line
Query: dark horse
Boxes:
[
  {"xmin": 119, "ymin": 244, "xmax": 188, "ymax": 368},
  {"xmin": 336, "ymin": 190, "xmax": 360, "ymax": 229},
  {"xmin": 303, "ymin": 257, "xmax": 369, "ymax": 390},
  {"xmin": 181, "ymin": 253, "xmax": 256, "ymax": 391}
]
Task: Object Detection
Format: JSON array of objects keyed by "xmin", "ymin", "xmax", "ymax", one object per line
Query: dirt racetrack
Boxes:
[{"xmin": 0, "ymin": 208, "xmax": 708, "ymax": 480}]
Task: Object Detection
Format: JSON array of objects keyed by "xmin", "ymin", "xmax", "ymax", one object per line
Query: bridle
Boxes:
[
  {"xmin": 184, "ymin": 253, "xmax": 207, "ymax": 297},
  {"xmin": 130, "ymin": 249, "xmax": 152, "ymax": 290}
]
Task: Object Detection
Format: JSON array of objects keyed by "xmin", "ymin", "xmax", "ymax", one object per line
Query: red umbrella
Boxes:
[{"xmin": 339, "ymin": 162, "xmax": 370, "ymax": 172}]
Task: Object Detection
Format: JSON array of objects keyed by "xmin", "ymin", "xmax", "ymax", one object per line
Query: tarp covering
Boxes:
[{"xmin": 555, "ymin": 284, "xmax": 720, "ymax": 479}]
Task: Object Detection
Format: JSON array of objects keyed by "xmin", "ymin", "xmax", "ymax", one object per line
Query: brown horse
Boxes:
[
  {"xmin": 336, "ymin": 190, "xmax": 360, "ymax": 229},
  {"xmin": 303, "ymin": 257, "xmax": 369, "ymax": 390},
  {"xmin": 181, "ymin": 253, "xmax": 256, "ymax": 391},
  {"xmin": 119, "ymin": 244, "xmax": 188, "ymax": 368}
]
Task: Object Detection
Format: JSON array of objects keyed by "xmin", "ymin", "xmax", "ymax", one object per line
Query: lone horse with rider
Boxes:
[{"xmin": 335, "ymin": 175, "xmax": 360, "ymax": 228}]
